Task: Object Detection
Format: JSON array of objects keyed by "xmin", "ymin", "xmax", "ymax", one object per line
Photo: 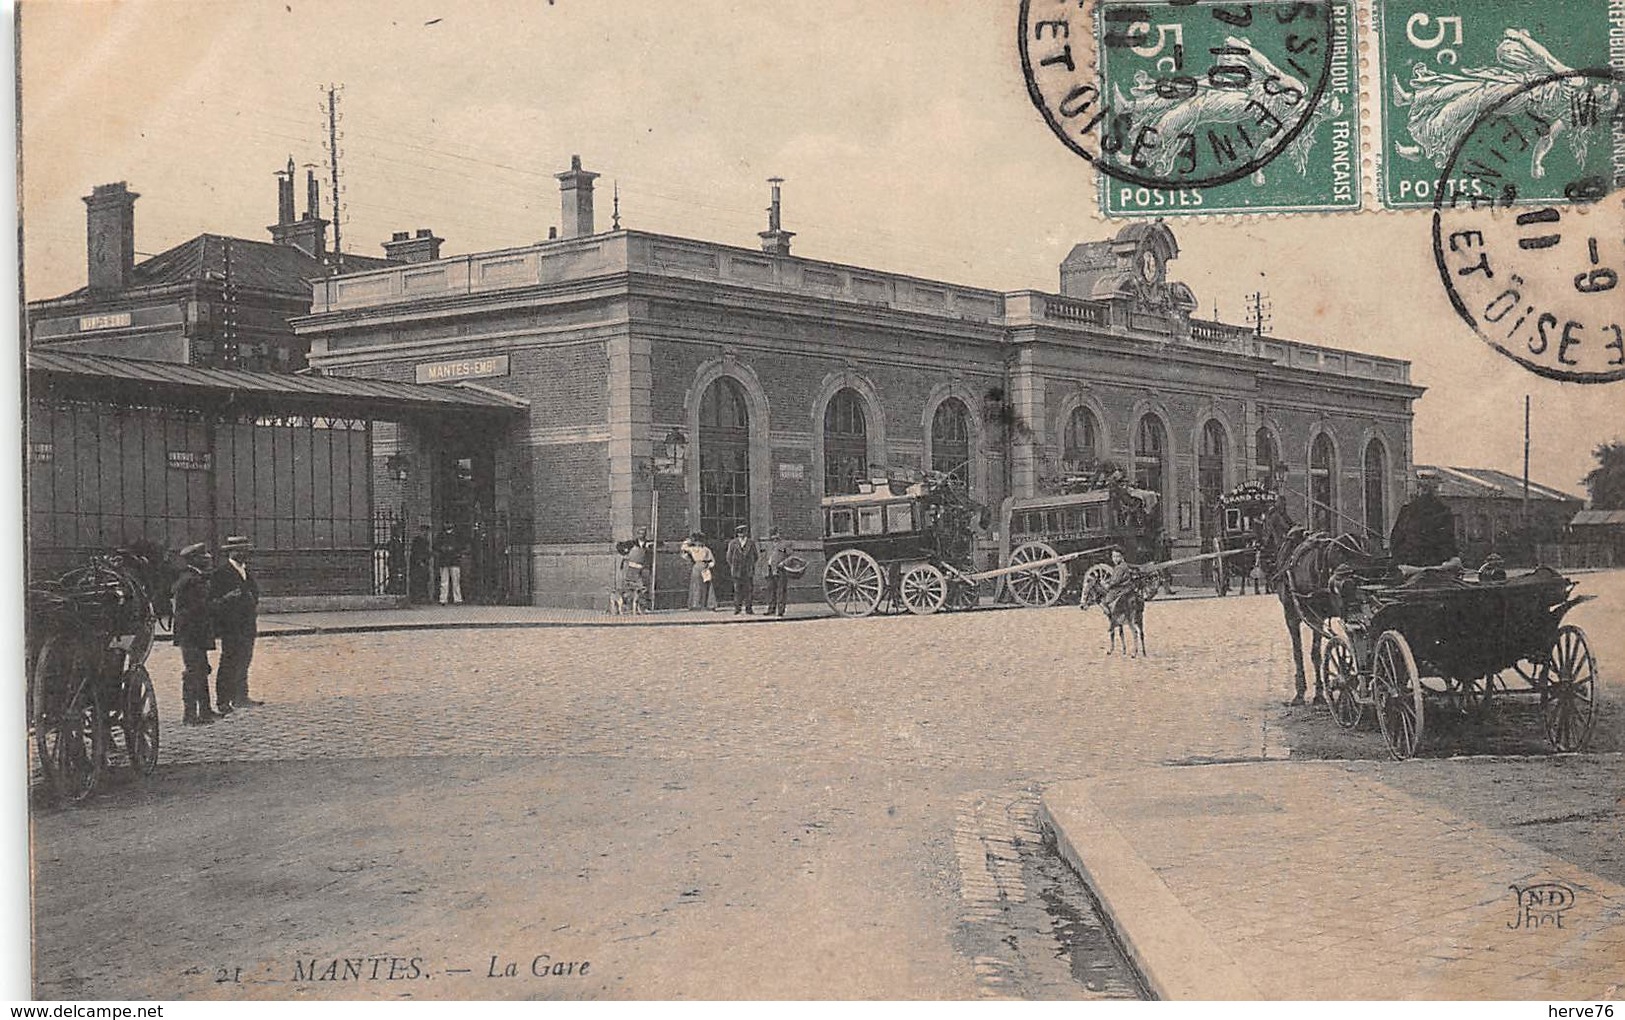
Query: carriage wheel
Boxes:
[
  {"xmin": 1374, "ymin": 630, "xmax": 1424, "ymax": 761},
  {"xmin": 123, "ymin": 665, "xmax": 161, "ymax": 777},
  {"xmin": 899, "ymin": 564, "xmax": 948, "ymax": 616},
  {"xmin": 1079, "ymin": 562, "xmax": 1113, "ymax": 606},
  {"xmin": 1541, "ymin": 625, "xmax": 1597, "ymax": 753},
  {"xmin": 1322, "ymin": 636, "xmax": 1365, "ymax": 730},
  {"xmin": 31, "ymin": 637, "xmax": 105, "ymax": 804},
  {"xmin": 1006, "ymin": 542, "xmax": 1066, "ymax": 608},
  {"xmin": 822, "ymin": 549, "xmax": 884, "ymax": 618}
]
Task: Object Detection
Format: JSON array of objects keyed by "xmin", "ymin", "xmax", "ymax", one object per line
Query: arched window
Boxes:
[
  {"xmin": 824, "ymin": 389, "xmax": 868, "ymax": 496},
  {"xmin": 931, "ymin": 398, "xmax": 971, "ymax": 488},
  {"xmin": 1363, "ymin": 439, "xmax": 1388, "ymax": 544},
  {"xmin": 1062, "ymin": 406, "xmax": 1100, "ymax": 471},
  {"xmin": 1134, "ymin": 415, "xmax": 1167, "ymax": 504},
  {"xmin": 699, "ymin": 377, "xmax": 750, "ymax": 541},
  {"xmin": 1310, "ymin": 433, "xmax": 1337, "ymax": 533},
  {"xmin": 1199, "ymin": 420, "xmax": 1228, "ymax": 540},
  {"xmin": 1256, "ymin": 427, "xmax": 1279, "ymax": 486}
]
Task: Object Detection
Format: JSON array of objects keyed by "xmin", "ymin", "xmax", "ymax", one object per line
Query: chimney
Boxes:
[
  {"xmin": 269, "ymin": 159, "xmax": 327, "ymax": 259},
  {"xmin": 555, "ymin": 155, "xmax": 599, "ymax": 239},
  {"xmin": 84, "ymin": 182, "xmax": 139, "ymax": 293},
  {"xmin": 306, "ymin": 167, "xmax": 321, "ymax": 221},
  {"xmin": 277, "ymin": 157, "xmax": 296, "ymax": 226},
  {"xmin": 759, "ymin": 177, "xmax": 794, "ymax": 256},
  {"xmin": 382, "ymin": 228, "xmax": 444, "ymax": 264}
]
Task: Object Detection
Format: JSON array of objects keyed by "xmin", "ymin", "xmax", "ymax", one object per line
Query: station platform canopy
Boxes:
[{"xmin": 27, "ymin": 350, "xmax": 528, "ymax": 421}]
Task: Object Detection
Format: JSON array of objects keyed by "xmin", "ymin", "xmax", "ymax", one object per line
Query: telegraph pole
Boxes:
[
  {"xmin": 1245, "ymin": 291, "xmax": 1271, "ymax": 336},
  {"xmin": 324, "ymin": 84, "xmax": 344, "ymax": 270}
]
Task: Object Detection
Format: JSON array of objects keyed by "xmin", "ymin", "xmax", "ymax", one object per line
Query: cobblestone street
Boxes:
[{"xmin": 29, "ymin": 574, "xmax": 1622, "ymax": 1000}]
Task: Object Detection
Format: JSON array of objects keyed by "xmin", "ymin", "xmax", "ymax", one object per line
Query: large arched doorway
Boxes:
[
  {"xmin": 1198, "ymin": 420, "xmax": 1228, "ymax": 582},
  {"xmin": 931, "ymin": 397, "xmax": 971, "ymax": 488},
  {"xmin": 1310, "ymin": 432, "xmax": 1337, "ymax": 533},
  {"xmin": 1062, "ymin": 405, "xmax": 1100, "ymax": 473},
  {"xmin": 1134, "ymin": 414, "xmax": 1168, "ymax": 531},
  {"xmin": 1256, "ymin": 427, "xmax": 1279, "ymax": 487},
  {"xmin": 699, "ymin": 376, "xmax": 750, "ymax": 542},
  {"xmin": 824, "ymin": 388, "xmax": 869, "ymax": 496},
  {"xmin": 1363, "ymin": 439, "xmax": 1388, "ymax": 546}
]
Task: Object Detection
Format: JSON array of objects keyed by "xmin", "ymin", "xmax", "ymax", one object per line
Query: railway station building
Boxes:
[{"xmin": 295, "ymin": 157, "xmax": 1424, "ymax": 608}]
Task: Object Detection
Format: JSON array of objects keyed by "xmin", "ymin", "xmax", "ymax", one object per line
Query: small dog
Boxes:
[
  {"xmin": 609, "ymin": 583, "xmax": 645, "ymax": 616},
  {"xmin": 1081, "ymin": 572, "xmax": 1153, "ymax": 657}
]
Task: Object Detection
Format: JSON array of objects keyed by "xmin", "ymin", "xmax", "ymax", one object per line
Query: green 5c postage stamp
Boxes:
[
  {"xmin": 1377, "ymin": 0, "xmax": 1625, "ymax": 209},
  {"xmin": 1087, "ymin": 0, "xmax": 1362, "ymax": 217}
]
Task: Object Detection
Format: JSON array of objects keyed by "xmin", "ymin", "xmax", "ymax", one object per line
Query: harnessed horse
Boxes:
[{"xmin": 1259, "ymin": 507, "xmax": 1388, "ymax": 704}]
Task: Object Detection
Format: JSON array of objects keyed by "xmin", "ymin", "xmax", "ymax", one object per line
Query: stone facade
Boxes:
[{"xmin": 297, "ymin": 215, "xmax": 1422, "ymax": 609}]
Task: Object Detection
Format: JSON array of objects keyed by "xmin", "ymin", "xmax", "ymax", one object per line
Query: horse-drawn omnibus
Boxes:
[
  {"xmin": 994, "ymin": 478, "xmax": 1162, "ymax": 607},
  {"xmin": 1213, "ymin": 481, "xmax": 1277, "ymax": 596}
]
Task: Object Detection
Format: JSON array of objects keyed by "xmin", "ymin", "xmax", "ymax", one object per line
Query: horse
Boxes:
[
  {"xmin": 1081, "ymin": 570, "xmax": 1157, "ymax": 658},
  {"xmin": 1260, "ymin": 508, "xmax": 1389, "ymax": 704}
]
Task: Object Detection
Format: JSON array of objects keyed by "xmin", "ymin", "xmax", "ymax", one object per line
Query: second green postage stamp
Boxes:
[{"xmin": 1377, "ymin": 0, "xmax": 1625, "ymax": 209}]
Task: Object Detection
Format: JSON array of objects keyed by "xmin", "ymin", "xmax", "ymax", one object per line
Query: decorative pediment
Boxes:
[{"xmin": 1060, "ymin": 221, "xmax": 1197, "ymax": 317}]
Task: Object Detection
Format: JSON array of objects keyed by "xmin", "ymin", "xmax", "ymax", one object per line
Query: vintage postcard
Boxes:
[{"xmin": 13, "ymin": 0, "xmax": 1624, "ymax": 1006}]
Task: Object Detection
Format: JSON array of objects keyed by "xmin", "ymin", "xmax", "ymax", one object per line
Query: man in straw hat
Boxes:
[
  {"xmin": 172, "ymin": 542, "xmax": 219, "ymax": 726},
  {"xmin": 209, "ymin": 535, "xmax": 263, "ymax": 712},
  {"xmin": 763, "ymin": 527, "xmax": 791, "ymax": 618}
]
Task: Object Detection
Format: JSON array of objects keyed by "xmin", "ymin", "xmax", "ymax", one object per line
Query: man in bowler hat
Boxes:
[
  {"xmin": 725, "ymin": 523, "xmax": 759, "ymax": 614},
  {"xmin": 209, "ymin": 535, "xmax": 262, "ymax": 712},
  {"xmin": 172, "ymin": 543, "xmax": 218, "ymax": 725}
]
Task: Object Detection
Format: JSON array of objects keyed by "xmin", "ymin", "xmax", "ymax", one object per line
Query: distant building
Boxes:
[
  {"xmin": 1568, "ymin": 509, "xmax": 1625, "ymax": 565},
  {"xmin": 1414, "ymin": 464, "xmax": 1583, "ymax": 566},
  {"xmin": 296, "ymin": 156, "xmax": 1424, "ymax": 608},
  {"xmin": 25, "ymin": 161, "xmax": 407, "ymax": 371}
]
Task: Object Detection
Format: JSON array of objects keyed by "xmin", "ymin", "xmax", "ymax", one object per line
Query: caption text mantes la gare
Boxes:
[{"xmin": 289, "ymin": 953, "xmax": 592, "ymax": 982}]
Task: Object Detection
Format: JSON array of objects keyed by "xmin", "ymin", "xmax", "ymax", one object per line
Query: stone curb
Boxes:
[{"xmin": 1038, "ymin": 780, "xmax": 1261, "ymax": 1001}]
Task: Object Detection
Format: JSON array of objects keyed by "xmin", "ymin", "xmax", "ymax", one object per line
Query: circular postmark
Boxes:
[
  {"xmin": 1432, "ymin": 68, "xmax": 1625, "ymax": 384},
  {"xmin": 1019, "ymin": 0, "xmax": 1337, "ymax": 190}
]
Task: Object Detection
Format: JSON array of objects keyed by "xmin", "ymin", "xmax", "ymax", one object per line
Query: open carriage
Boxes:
[
  {"xmin": 27, "ymin": 549, "xmax": 168, "ymax": 803},
  {"xmin": 1213, "ymin": 482, "xmax": 1275, "ymax": 596},
  {"xmin": 1320, "ymin": 566, "xmax": 1598, "ymax": 760}
]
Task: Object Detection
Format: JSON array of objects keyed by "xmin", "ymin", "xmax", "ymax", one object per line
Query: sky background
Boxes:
[{"xmin": 14, "ymin": 0, "xmax": 1623, "ymax": 494}]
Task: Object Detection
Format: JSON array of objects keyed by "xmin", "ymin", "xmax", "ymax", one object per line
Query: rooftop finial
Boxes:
[{"xmin": 612, "ymin": 179, "xmax": 621, "ymax": 230}]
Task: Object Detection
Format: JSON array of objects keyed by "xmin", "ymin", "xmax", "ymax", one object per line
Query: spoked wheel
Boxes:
[
  {"xmin": 1006, "ymin": 542, "xmax": 1066, "ymax": 608},
  {"xmin": 1374, "ymin": 630, "xmax": 1424, "ymax": 761},
  {"xmin": 822, "ymin": 549, "xmax": 884, "ymax": 618},
  {"xmin": 1322, "ymin": 636, "xmax": 1365, "ymax": 730},
  {"xmin": 31, "ymin": 636, "xmax": 105, "ymax": 804},
  {"xmin": 899, "ymin": 563, "xmax": 948, "ymax": 616},
  {"xmin": 1079, "ymin": 562, "xmax": 1113, "ymax": 607},
  {"xmin": 1541, "ymin": 625, "xmax": 1598, "ymax": 753},
  {"xmin": 945, "ymin": 576, "xmax": 982, "ymax": 611},
  {"xmin": 123, "ymin": 665, "xmax": 161, "ymax": 777}
]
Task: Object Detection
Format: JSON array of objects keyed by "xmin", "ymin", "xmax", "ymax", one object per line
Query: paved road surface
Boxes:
[{"xmin": 29, "ymin": 573, "xmax": 1621, "ymax": 999}]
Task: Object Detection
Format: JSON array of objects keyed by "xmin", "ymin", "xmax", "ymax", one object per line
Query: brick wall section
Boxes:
[{"xmin": 532, "ymin": 441, "xmax": 612, "ymax": 544}]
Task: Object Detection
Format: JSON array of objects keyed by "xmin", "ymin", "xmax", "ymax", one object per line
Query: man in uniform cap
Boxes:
[
  {"xmin": 172, "ymin": 543, "xmax": 218, "ymax": 725},
  {"xmin": 209, "ymin": 535, "xmax": 262, "ymax": 711},
  {"xmin": 725, "ymin": 523, "xmax": 759, "ymax": 615}
]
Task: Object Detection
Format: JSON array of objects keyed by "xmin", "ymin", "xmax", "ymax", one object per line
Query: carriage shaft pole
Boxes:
[{"xmin": 959, "ymin": 544, "xmax": 1117, "ymax": 583}]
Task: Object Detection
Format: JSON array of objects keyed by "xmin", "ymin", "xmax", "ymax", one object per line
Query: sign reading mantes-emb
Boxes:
[{"xmin": 415, "ymin": 354, "xmax": 510, "ymax": 384}]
